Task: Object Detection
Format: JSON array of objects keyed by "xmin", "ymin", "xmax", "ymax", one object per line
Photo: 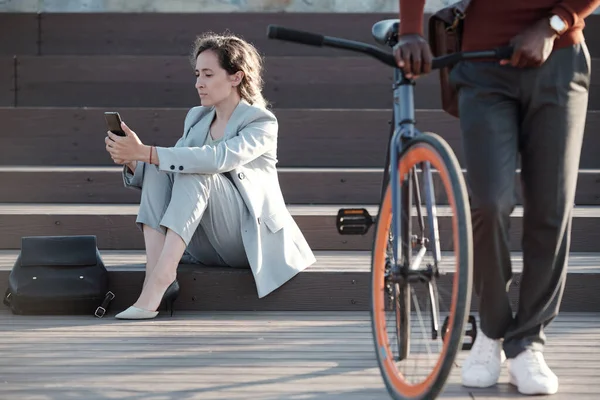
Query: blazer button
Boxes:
[
  {"xmin": 170, "ymin": 165, "xmax": 175, "ymax": 170},
  {"xmin": 179, "ymin": 166, "xmax": 184, "ymax": 171},
  {"xmin": 238, "ymin": 172, "xmax": 245, "ymax": 180}
]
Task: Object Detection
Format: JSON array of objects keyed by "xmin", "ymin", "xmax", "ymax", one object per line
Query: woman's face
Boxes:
[{"xmin": 194, "ymin": 49, "xmax": 242, "ymax": 107}]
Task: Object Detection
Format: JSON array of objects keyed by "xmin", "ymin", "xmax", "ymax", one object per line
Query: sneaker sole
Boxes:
[
  {"xmin": 509, "ymin": 372, "xmax": 559, "ymax": 395},
  {"xmin": 461, "ymin": 380, "xmax": 499, "ymax": 389},
  {"xmin": 461, "ymin": 368, "xmax": 501, "ymax": 388}
]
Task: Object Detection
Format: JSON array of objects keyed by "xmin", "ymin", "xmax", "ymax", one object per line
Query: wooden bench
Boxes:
[{"xmin": 1, "ymin": 250, "xmax": 599, "ymax": 312}]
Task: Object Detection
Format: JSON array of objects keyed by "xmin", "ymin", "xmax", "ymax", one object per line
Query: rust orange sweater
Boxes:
[{"xmin": 399, "ymin": 0, "xmax": 600, "ymax": 52}]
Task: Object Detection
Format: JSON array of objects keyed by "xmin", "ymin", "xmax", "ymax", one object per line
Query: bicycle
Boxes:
[{"xmin": 267, "ymin": 21, "xmax": 512, "ymax": 400}]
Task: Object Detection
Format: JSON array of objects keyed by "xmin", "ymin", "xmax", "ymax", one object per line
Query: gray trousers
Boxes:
[
  {"xmin": 136, "ymin": 165, "xmax": 249, "ymax": 268},
  {"xmin": 449, "ymin": 43, "xmax": 591, "ymax": 358}
]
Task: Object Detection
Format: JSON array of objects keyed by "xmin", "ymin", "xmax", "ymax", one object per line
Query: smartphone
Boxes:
[{"xmin": 104, "ymin": 112, "xmax": 126, "ymax": 137}]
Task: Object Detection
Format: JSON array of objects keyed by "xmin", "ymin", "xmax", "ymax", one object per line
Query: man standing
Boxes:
[{"xmin": 394, "ymin": 0, "xmax": 598, "ymax": 395}]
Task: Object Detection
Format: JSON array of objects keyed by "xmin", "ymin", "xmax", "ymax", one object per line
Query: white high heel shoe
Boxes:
[
  {"xmin": 115, "ymin": 306, "xmax": 159, "ymax": 320},
  {"xmin": 115, "ymin": 280, "xmax": 180, "ymax": 320}
]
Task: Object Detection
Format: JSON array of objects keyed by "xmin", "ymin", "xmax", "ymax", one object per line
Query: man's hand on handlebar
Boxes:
[{"xmin": 393, "ymin": 34, "xmax": 433, "ymax": 79}]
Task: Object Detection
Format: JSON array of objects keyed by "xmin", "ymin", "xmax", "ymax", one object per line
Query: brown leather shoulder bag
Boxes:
[{"xmin": 427, "ymin": 0, "xmax": 472, "ymax": 118}]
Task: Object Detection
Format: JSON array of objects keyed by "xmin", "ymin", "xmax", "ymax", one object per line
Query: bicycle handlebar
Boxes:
[{"xmin": 267, "ymin": 24, "xmax": 513, "ymax": 70}]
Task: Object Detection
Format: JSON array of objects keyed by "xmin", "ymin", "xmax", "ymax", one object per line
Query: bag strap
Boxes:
[
  {"xmin": 94, "ymin": 291, "xmax": 116, "ymax": 318},
  {"xmin": 429, "ymin": 0, "xmax": 471, "ymax": 27},
  {"xmin": 3, "ymin": 289, "xmax": 11, "ymax": 308}
]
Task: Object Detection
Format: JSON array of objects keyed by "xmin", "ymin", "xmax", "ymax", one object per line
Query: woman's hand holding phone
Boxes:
[{"xmin": 105, "ymin": 120, "xmax": 148, "ymax": 165}]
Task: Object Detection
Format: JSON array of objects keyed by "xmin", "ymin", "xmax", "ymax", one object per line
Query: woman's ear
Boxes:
[{"xmin": 231, "ymin": 71, "xmax": 244, "ymax": 87}]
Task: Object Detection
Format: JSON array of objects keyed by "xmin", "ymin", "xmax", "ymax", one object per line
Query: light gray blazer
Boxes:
[{"xmin": 122, "ymin": 99, "xmax": 316, "ymax": 298}]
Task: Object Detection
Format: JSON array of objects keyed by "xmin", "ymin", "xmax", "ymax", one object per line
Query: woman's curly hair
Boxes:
[{"xmin": 191, "ymin": 32, "xmax": 268, "ymax": 108}]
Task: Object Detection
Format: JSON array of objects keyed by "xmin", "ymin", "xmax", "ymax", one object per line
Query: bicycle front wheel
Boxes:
[{"xmin": 371, "ymin": 132, "xmax": 473, "ymax": 400}]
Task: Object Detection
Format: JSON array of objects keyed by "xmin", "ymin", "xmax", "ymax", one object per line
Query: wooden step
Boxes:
[
  {"xmin": 1, "ymin": 204, "xmax": 599, "ymax": 252},
  {"xmin": 1, "ymin": 250, "xmax": 598, "ymax": 312},
  {"xmin": 1, "ymin": 12, "xmax": 395, "ymax": 57},
  {"xmin": 3, "ymin": 55, "xmax": 600, "ymax": 109},
  {"xmin": 2, "ymin": 12, "xmax": 599, "ymax": 57},
  {"xmin": 3, "ymin": 55, "xmax": 430, "ymax": 109},
  {"xmin": 1, "ymin": 166, "xmax": 600, "ymax": 206},
  {"xmin": 2, "ymin": 108, "xmax": 600, "ymax": 168}
]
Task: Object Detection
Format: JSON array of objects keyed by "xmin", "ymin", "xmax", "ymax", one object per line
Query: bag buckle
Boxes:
[
  {"xmin": 3, "ymin": 291, "xmax": 11, "ymax": 307},
  {"xmin": 94, "ymin": 291, "xmax": 115, "ymax": 318},
  {"xmin": 94, "ymin": 306, "xmax": 107, "ymax": 318},
  {"xmin": 446, "ymin": 8, "xmax": 466, "ymax": 32},
  {"xmin": 454, "ymin": 8, "xmax": 466, "ymax": 19}
]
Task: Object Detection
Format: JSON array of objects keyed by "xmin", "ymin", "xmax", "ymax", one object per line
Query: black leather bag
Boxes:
[
  {"xmin": 428, "ymin": 0, "xmax": 472, "ymax": 118},
  {"xmin": 3, "ymin": 235, "xmax": 114, "ymax": 317}
]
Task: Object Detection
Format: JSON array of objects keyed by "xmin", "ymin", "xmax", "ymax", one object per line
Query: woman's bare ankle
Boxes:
[{"xmin": 134, "ymin": 277, "xmax": 175, "ymax": 311}]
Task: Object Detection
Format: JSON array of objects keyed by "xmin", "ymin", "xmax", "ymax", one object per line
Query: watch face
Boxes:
[{"xmin": 551, "ymin": 15, "xmax": 566, "ymax": 31}]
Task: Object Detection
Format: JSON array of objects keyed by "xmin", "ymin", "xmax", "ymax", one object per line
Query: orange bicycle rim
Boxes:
[{"xmin": 372, "ymin": 142, "xmax": 461, "ymax": 397}]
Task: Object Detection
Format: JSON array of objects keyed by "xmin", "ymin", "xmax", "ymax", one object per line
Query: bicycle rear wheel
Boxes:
[{"xmin": 371, "ymin": 132, "xmax": 473, "ymax": 400}]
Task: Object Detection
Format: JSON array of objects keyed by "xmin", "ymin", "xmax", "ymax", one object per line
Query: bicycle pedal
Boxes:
[
  {"xmin": 441, "ymin": 317, "xmax": 449, "ymax": 342},
  {"xmin": 463, "ymin": 315, "xmax": 478, "ymax": 351},
  {"xmin": 440, "ymin": 315, "xmax": 477, "ymax": 351},
  {"xmin": 336, "ymin": 208, "xmax": 374, "ymax": 235}
]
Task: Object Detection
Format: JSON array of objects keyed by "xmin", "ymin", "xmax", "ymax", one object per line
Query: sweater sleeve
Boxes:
[
  {"xmin": 398, "ymin": 0, "xmax": 427, "ymax": 35},
  {"xmin": 551, "ymin": 1, "xmax": 600, "ymax": 29}
]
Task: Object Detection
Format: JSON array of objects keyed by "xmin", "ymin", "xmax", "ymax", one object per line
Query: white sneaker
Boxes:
[
  {"xmin": 461, "ymin": 332, "xmax": 506, "ymax": 388},
  {"xmin": 508, "ymin": 349, "xmax": 558, "ymax": 395}
]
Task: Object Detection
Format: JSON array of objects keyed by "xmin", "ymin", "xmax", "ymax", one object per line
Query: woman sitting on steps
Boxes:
[{"xmin": 104, "ymin": 32, "xmax": 316, "ymax": 320}]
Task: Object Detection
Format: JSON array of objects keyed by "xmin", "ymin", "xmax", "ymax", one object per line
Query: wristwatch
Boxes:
[{"xmin": 549, "ymin": 14, "xmax": 568, "ymax": 35}]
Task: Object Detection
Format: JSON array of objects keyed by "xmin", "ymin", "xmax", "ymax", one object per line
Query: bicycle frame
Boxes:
[{"xmin": 389, "ymin": 67, "xmax": 442, "ymax": 278}]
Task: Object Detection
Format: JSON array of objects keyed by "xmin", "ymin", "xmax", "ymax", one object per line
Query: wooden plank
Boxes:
[
  {"xmin": 0, "ymin": 13, "xmax": 38, "ymax": 55},
  {"xmin": 0, "ymin": 204, "xmax": 599, "ymax": 252},
  {"xmin": 14, "ymin": 55, "xmax": 600, "ymax": 110},
  {"xmin": 13, "ymin": 55, "xmax": 422, "ymax": 109},
  {"xmin": 38, "ymin": 12, "xmax": 397, "ymax": 57},
  {"xmin": 2, "ymin": 250, "xmax": 598, "ymax": 274},
  {"xmin": 2, "ymin": 108, "xmax": 600, "ymax": 169},
  {"xmin": 0, "ymin": 309, "xmax": 596, "ymax": 325},
  {"xmin": 4, "ymin": 354, "xmax": 600, "ymax": 365},
  {"xmin": 36, "ymin": 13, "xmax": 600, "ymax": 57},
  {"xmin": 0, "ymin": 378, "xmax": 596, "ymax": 398},
  {"xmin": 3, "ymin": 341, "xmax": 600, "ymax": 351},
  {"xmin": 0, "ymin": 57, "xmax": 14, "ymax": 106},
  {"xmin": 1, "ymin": 166, "xmax": 600, "ymax": 206},
  {"xmin": 0, "ymin": 311, "xmax": 598, "ymax": 400}
]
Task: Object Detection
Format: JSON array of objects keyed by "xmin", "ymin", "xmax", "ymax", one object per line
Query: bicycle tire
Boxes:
[{"xmin": 370, "ymin": 132, "xmax": 473, "ymax": 400}]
